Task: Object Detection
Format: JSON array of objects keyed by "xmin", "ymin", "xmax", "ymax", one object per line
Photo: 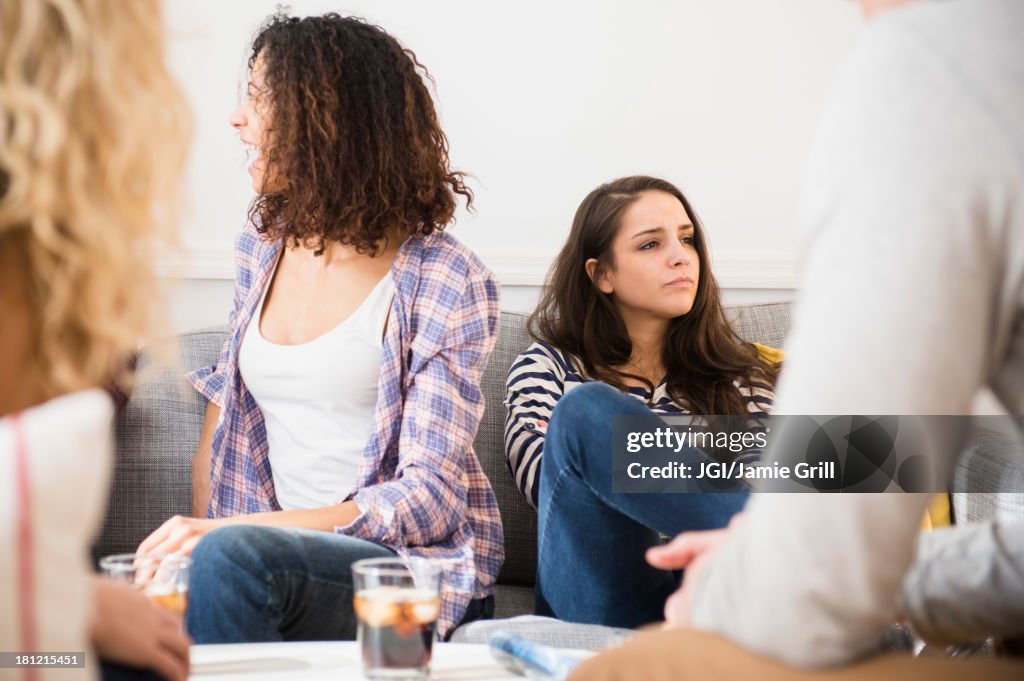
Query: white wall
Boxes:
[{"xmin": 163, "ymin": 0, "xmax": 861, "ymax": 333}]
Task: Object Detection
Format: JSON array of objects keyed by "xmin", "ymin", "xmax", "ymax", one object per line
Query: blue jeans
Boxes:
[
  {"xmin": 186, "ymin": 526, "xmax": 493, "ymax": 643},
  {"xmin": 536, "ymin": 382, "xmax": 750, "ymax": 629}
]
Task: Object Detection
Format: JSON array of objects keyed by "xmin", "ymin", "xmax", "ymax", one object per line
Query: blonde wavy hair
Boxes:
[{"xmin": 0, "ymin": 0, "xmax": 191, "ymax": 399}]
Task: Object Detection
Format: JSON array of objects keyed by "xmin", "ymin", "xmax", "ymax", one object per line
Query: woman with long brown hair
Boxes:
[
  {"xmin": 135, "ymin": 12, "xmax": 503, "ymax": 643},
  {"xmin": 505, "ymin": 175, "xmax": 781, "ymax": 627}
]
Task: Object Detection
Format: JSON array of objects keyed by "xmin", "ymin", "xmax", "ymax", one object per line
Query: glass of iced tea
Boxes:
[
  {"xmin": 352, "ymin": 558, "xmax": 442, "ymax": 680},
  {"xmin": 99, "ymin": 553, "xmax": 190, "ymax": 616}
]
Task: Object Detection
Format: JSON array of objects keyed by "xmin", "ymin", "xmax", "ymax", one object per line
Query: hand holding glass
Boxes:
[{"xmin": 99, "ymin": 553, "xmax": 191, "ymax": 616}]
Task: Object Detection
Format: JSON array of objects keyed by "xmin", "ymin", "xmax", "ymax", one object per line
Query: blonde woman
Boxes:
[{"xmin": 1, "ymin": 1, "xmax": 191, "ymax": 679}]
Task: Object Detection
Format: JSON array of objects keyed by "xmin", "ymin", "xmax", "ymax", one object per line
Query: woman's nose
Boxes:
[
  {"xmin": 670, "ymin": 241, "xmax": 692, "ymax": 267},
  {"xmin": 228, "ymin": 104, "xmax": 246, "ymax": 129}
]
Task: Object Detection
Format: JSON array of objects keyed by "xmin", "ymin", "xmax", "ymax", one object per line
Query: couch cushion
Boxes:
[
  {"xmin": 91, "ymin": 328, "xmax": 224, "ymax": 563},
  {"xmin": 493, "ymin": 584, "xmax": 535, "ymax": 619},
  {"xmin": 952, "ymin": 430, "xmax": 1024, "ymax": 523},
  {"xmin": 725, "ymin": 301, "xmax": 792, "ymax": 350},
  {"xmin": 450, "ymin": 615, "xmax": 631, "ymax": 651},
  {"xmin": 475, "ymin": 312, "xmax": 538, "ymax": 587}
]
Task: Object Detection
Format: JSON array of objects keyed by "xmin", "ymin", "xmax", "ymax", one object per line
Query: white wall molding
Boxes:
[
  {"xmin": 159, "ymin": 248, "xmax": 235, "ymax": 281},
  {"xmin": 708, "ymin": 251, "xmax": 800, "ymax": 290},
  {"xmin": 159, "ymin": 246, "xmax": 798, "ymax": 290}
]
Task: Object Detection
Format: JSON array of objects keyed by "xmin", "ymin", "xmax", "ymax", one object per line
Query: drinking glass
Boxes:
[{"xmin": 352, "ymin": 558, "xmax": 442, "ymax": 680}]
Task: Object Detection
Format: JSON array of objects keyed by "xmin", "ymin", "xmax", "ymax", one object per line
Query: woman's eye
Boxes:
[
  {"xmin": 681, "ymin": 235, "xmax": 695, "ymax": 245},
  {"xmin": 639, "ymin": 241, "xmax": 658, "ymax": 250}
]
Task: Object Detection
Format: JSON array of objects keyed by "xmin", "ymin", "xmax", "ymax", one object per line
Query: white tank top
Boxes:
[{"xmin": 238, "ymin": 273, "xmax": 395, "ymax": 510}]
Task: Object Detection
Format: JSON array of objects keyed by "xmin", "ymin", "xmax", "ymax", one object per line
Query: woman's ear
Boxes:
[{"xmin": 585, "ymin": 258, "xmax": 614, "ymax": 295}]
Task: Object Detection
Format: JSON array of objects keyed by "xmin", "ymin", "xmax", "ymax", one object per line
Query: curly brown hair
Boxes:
[{"xmin": 247, "ymin": 13, "xmax": 472, "ymax": 255}]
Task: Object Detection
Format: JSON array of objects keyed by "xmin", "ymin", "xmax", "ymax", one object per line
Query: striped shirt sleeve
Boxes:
[{"xmin": 504, "ymin": 342, "xmax": 566, "ymax": 509}]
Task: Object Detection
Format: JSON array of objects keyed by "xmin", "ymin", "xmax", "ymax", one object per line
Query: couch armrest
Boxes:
[{"xmin": 952, "ymin": 430, "xmax": 1024, "ymax": 524}]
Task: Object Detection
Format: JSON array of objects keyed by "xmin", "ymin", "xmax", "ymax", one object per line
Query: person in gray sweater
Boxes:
[{"xmin": 571, "ymin": 0, "xmax": 1024, "ymax": 677}]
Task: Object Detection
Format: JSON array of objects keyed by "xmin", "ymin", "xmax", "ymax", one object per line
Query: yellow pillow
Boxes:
[
  {"xmin": 752, "ymin": 342, "xmax": 784, "ymax": 366},
  {"xmin": 922, "ymin": 494, "xmax": 952, "ymax": 530}
]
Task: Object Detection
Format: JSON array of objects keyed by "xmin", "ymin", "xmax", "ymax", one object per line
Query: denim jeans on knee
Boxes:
[
  {"xmin": 535, "ymin": 382, "xmax": 749, "ymax": 628},
  {"xmin": 186, "ymin": 525, "xmax": 493, "ymax": 643},
  {"xmin": 186, "ymin": 525, "xmax": 396, "ymax": 643}
]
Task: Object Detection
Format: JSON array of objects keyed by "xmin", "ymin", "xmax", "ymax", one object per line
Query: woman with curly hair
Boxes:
[
  {"xmin": 1, "ymin": 1, "xmax": 192, "ymax": 679},
  {"xmin": 505, "ymin": 176, "xmax": 781, "ymax": 628},
  {"xmin": 136, "ymin": 13, "xmax": 503, "ymax": 643}
]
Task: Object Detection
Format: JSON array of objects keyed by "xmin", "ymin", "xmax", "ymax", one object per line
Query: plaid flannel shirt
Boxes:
[{"xmin": 187, "ymin": 222, "xmax": 505, "ymax": 637}]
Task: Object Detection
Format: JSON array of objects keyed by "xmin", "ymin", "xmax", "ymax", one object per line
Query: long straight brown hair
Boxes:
[{"xmin": 530, "ymin": 176, "xmax": 778, "ymax": 417}]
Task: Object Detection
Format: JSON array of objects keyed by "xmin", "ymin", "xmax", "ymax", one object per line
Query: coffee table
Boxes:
[{"xmin": 189, "ymin": 641, "xmax": 589, "ymax": 680}]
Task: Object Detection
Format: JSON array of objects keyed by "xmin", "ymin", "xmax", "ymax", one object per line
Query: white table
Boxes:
[{"xmin": 190, "ymin": 641, "xmax": 587, "ymax": 680}]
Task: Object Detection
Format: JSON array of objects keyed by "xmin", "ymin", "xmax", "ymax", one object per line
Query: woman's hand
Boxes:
[
  {"xmin": 138, "ymin": 515, "xmax": 224, "ymax": 557},
  {"xmin": 90, "ymin": 577, "xmax": 191, "ymax": 681},
  {"xmin": 139, "ymin": 502, "xmax": 363, "ymax": 559}
]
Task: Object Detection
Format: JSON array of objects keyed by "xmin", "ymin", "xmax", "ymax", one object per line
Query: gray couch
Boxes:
[{"xmin": 91, "ymin": 302, "xmax": 1023, "ymax": 625}]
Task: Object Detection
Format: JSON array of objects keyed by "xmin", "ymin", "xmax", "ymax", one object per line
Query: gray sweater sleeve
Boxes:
[
  {"xmin": 902, "ymin": 522, "xmax": 1024, "ymax": 645},
  {"xmin": 690, "ymin": 3, "xmax": 1024, "ymax": 668}
]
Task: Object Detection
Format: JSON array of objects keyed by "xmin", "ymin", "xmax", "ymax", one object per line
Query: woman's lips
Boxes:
[{"xmin": 666, "ymin": 277, "xmax": 695, "ymax": 288}]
